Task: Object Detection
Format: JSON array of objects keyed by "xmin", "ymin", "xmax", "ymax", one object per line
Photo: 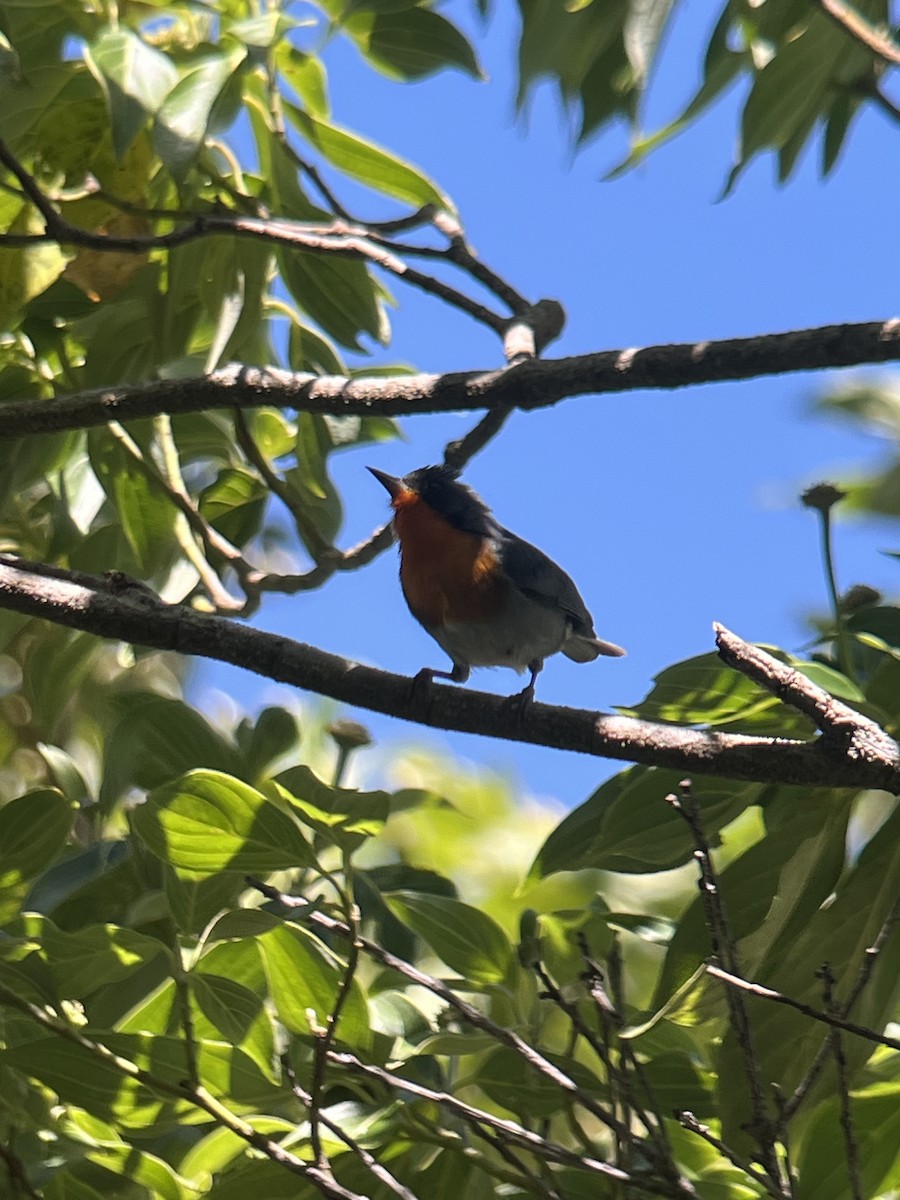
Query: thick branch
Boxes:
[
  {"xmin": 1, "ymin": 561, "xmax": 897, "ymax": 791},
  {"xmin": 714, "ymin": 624, "xmax": 898, "ymax": 766},
  {"xmin": 2, "ymin": 319, "xmax": 899, "ymax": 439}
]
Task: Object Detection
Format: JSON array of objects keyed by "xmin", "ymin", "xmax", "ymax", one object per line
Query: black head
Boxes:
[{"xmin": 368, "ymin": 464, "xmax": 499, "ymax": 537}]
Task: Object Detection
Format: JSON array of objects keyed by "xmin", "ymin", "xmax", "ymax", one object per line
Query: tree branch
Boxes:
[
  {"xmin": 3, "ymin": 318, "xmax": 899, "ymax": 440},
  {"xmin": 706, "ymin": 964, "xmax": 900, "ymax": 1052},
  {"xmin": 814, "ymin": 0, "xmax": 900, "ymax": 65},
  {"xmin": 1, "ymin": 559, "xmax": 898, "ymax": 790}
]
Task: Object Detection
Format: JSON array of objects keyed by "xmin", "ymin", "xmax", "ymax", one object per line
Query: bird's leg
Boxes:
[
  {"xmin": 410, "ymin": 662, "xmax": 470, "ymax": 706},
  {"xmin": 508, "ymin": 659, "xmax": 542, "ymax": 718}
]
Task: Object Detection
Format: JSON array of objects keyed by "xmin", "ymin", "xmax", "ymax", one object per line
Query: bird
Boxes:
[{"xmin": 368, "ymin": 464, "xmax": 625, "ymax": 708}]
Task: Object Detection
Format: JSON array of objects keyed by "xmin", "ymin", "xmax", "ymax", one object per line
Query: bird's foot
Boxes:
[
  {"xmin": 410, "ymin": 668, "xmax": 437, "ymax": 709},
  {"xmin": 505, "ymin": 681, "xmax": 535, "ymax": 722},
  {"xmin": 409, "ymin": 664, "xmax": 469, "ymax": 712}
]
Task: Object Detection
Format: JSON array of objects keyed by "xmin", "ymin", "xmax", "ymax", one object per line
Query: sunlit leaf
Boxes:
[
  {"xmin": 132, "ymin": 769, "xmax": 314, "ymax": 873},
  {"xmin": 385, "ymin": 890, "xmax": 515, "ymax": 986}
]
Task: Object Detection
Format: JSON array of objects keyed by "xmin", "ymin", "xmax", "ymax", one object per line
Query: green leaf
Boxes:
[
  {"xmin": 717, "ymin": 804, "xmax": 900, "ymax": 1151},
  {"xmin": 37, "ymin": 917, "xmax": 170, "ymax": 997},
  {"xmin": 285, "ymin": 104, "xmax": 449, "ymax": 208},
  {"xmin": 618, "ymin": 650, "xmax": 798, "ymax": 730},
  {"xmin": 275, "ymin": 764, "xmax": 390, "ymax": 852},
  {"xmin": 225, "ymin": 10, "xmax": 295, "ymax": 49},
  {"xmin": 85, "ymin": 27, "xmax": 177, "ymax": 158},
  {"xmin": 59, "ymin": 1111, "xmax": 193, "ymax": 1200},
  {"xmin": 385, "ymin": 891, "xmax": 514, "ymax": 986},
  {"xmin": 346, "ymin": 7, "xmax": 483, "ymax": 81},
  {"xmin": 277, "ymin": 242, "xmax": 386, "ymax": 351},
  {"xmin": 0, "ymin": 204, "xmax": 69, "ymax": 329},
  {"xmin": 239, "ymin": 706, "xmax": 301, "ymax": 781},
  {"xmin": 795, "ymin": 661, "xmax": 865, "ymax": 702},
  {"xmin": 198, "ymin": 466, "xmax": 267, "ymax": 545},
  {"xmin": 474, "ymin": 1046, "xmax": 602, "ymax": 1118},
  {"xmin": 3, "ymin": 1033, "xmax": 283, "ymax": 1126},
  {"xmin": 654, "ymin": 790, "xmax": 850, "ymax": 1006},
  {"xmin": 164, "ymin": 866, "xmax": 245, "ymax": 936},
  {"xmin": 153, "ymin": 50, "xmax": 247, "ymax": 181},
  {"xmin": 179, "ymin": 1116, "xmax": 296, "ymax": 1187},
  {"xmin": 0, "ymin": 789, "xmax": 74, "ymax": 887},
  {"xmin": 132, "ymin": 769, "xmax": 314, "ymax": 874},
  {"xmin": 795, "ymin": 1085, "xmax": 900, "ymax": 1200},
  {"xmin": 100, "ymin": 695, "xmax": 242, "ymax": 808},
  {"xmin": 191, "ymin": 973, "xmax": 277, "ymax": 1081},
  {"xmin": 639, "ymin": 1050, "xmax": 715, "ymax": 1118},
  {"xmin": 532, "ymin": 766, "xmax": 759, "ymax": 876},
  {"xmin": 276, "ymin": 44, "xmax": 329, "ymax": 117},
  {"xmin": 257, "ymin": 922, "xmax": 371, "ymax": 1047},
  {"xmin": 87, "ymin": 429, "xmax": 178, "ymax": 576}
]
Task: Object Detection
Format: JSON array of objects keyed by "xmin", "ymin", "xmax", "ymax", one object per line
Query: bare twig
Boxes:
[
  {"xmin": 815, "ymin": 0, "xmax": 900, "ymax": 64},
  {"xmin": 232, "ymin": 406, "xmax": 333, "ymax": 560},
  {"xmin": 173, "ymin": 948, "xmax": 200, "ymax": 1089},
  {"xmin": 0, "ymin": 979, "xmax": 364, "ymax": 1200},
  {"xmin": 676, "ymin": 1112, "xmax": 781, "ymax": 1198},
  {"xmin": 1, "ymin": 561, "xmax": 898, "ymax": 790},
  {"xmin": 820, "ymin": 965, "xmax": 862, "ymax": 1200},
  {"xmin": 406, "ymin": 1115, "xmax": 566, "ymax": 1200},
  {"xmin": 0, "ymin": 138, "xmax": 507, "ymax": 334},
  {"xmin": 244, "ymin": 880, "xmax": 642, "ymax": 1153},
  {"xmin": 4, "ymin": 319, "xmax": 900, "ymax": 440},
  {"xmin": 0, "ymin": 1141, "xmax": 41, "ymax": 1200},
  {"xmin": 783, "ymin": 898, "xmax": 900, "ymax": 1119},
  {"xmin": 533, "ymin": 958, "xmax": 675, "ymax": 1178},
  {"xmin": 283, "ymin": 1057, "xmax": 420, "ymax": 1200},
  {"xmin": 579, "ymin": 939, "xmax": 677, "ymax": 1171},
  {"xmin": 308, "ymin": 900, "xmax": 362, "ymax": 1169},
  {"xmin": 104, "ymin": 419, "xmax": 253, "ymax": 612},
  {"xmin": 327, "ymin": 1050, "xmax": 686, "ymax": 1196},
  {"xmin": 706, "ymin": 964, "xmax": 900, "ymax": 1052},
  {"xmin": 667, "ymin": 782, "xmax": 783, "ymax": 1189}
]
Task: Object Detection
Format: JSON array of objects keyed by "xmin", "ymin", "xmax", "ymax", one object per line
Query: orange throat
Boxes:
[{"xmin": 392, "ymin": 495, "xmax": 505, "ymax": 626}]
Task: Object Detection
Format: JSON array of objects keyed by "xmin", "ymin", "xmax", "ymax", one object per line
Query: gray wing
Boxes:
[{"xmin": 498, "ymin": 528, "xmax": 596, "ymax": 637}]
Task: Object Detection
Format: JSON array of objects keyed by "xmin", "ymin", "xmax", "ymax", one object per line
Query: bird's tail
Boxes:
[{"xmin": 563, "ymin": 634, "xmax": 626, "ymax": 663}]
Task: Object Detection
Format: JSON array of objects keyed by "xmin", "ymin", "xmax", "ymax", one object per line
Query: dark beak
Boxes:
[{"xmin": 367, "ymin": 466, "xmax": 404, "ymax": 499}]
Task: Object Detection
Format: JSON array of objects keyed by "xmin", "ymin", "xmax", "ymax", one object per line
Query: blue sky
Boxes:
[{"xmin": 196, "ymin": 2, "xmax": 900, "ymax": 805}]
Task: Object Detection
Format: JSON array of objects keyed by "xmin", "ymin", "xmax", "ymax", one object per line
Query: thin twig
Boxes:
[
  {"xmin": 174, "ymin": 947, "xmax": 200, "ymax": 1089},
  {"xmin": 715, "ymin": 623, "xmax": 897, "ymax": 767},
  {"xmin": 0, "ymin": 1141, "xmax": 41, "ymax": 1200},
  {"xmin": 533, "ymin": 958, "xmax": 675, "ymax": 1179},
  {"xmin": 104, "ymin": 419, "xmax": 255, "ymax": 611},
  {"xmin": 820, "ymin": 965, "xmax": 862, "ymax": 1200},
  {"xmin": 245, "ymin": 879, "xmax": 640, "ymax": 1152},
  {"xmin": 668, "ymin": 782, "xmax": 783, "ymax": 1189},
  {"xmin": 706, "ymin": 963, "xmax": 900, "ymax": 1052},
  {"xmin": 284, "ymin": 1057, "xmax": 420, "ymax": 1200},
  {"xmin": 783, "ymin": 897, "xmax": 900, "ymax": 1119},
  {"xmin": 0, "ymin": 137, "xmax": 507, "ymax": 334},
  {"xmin": 308, "ymin": 899, "xmax": 362, "ymax": 1169},
  {"xmin": 327, "ymin": 1050, "xmax": 684, "ymax": 1196},
  {"xmin": 232, "ymin": 406, "xmax": 334, "ymax": 560},
  {"xmin": 0, "ymin": 979, "xmax": 364, "ymax": 1200},
  {"xmin": 815, "ymin": 0, "xmax": 900, "ymax": 64},
  {"xmin": 676, "ymin": 1112, "xmax": 782, "ymax": 1198},
  {"xmin": 406, "ymin": 1115, "xmax": 566, "ymax": 1200},
  {"xmin": 579, "ymin": 938, "xmax": 677, "ymax": 1171}
]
